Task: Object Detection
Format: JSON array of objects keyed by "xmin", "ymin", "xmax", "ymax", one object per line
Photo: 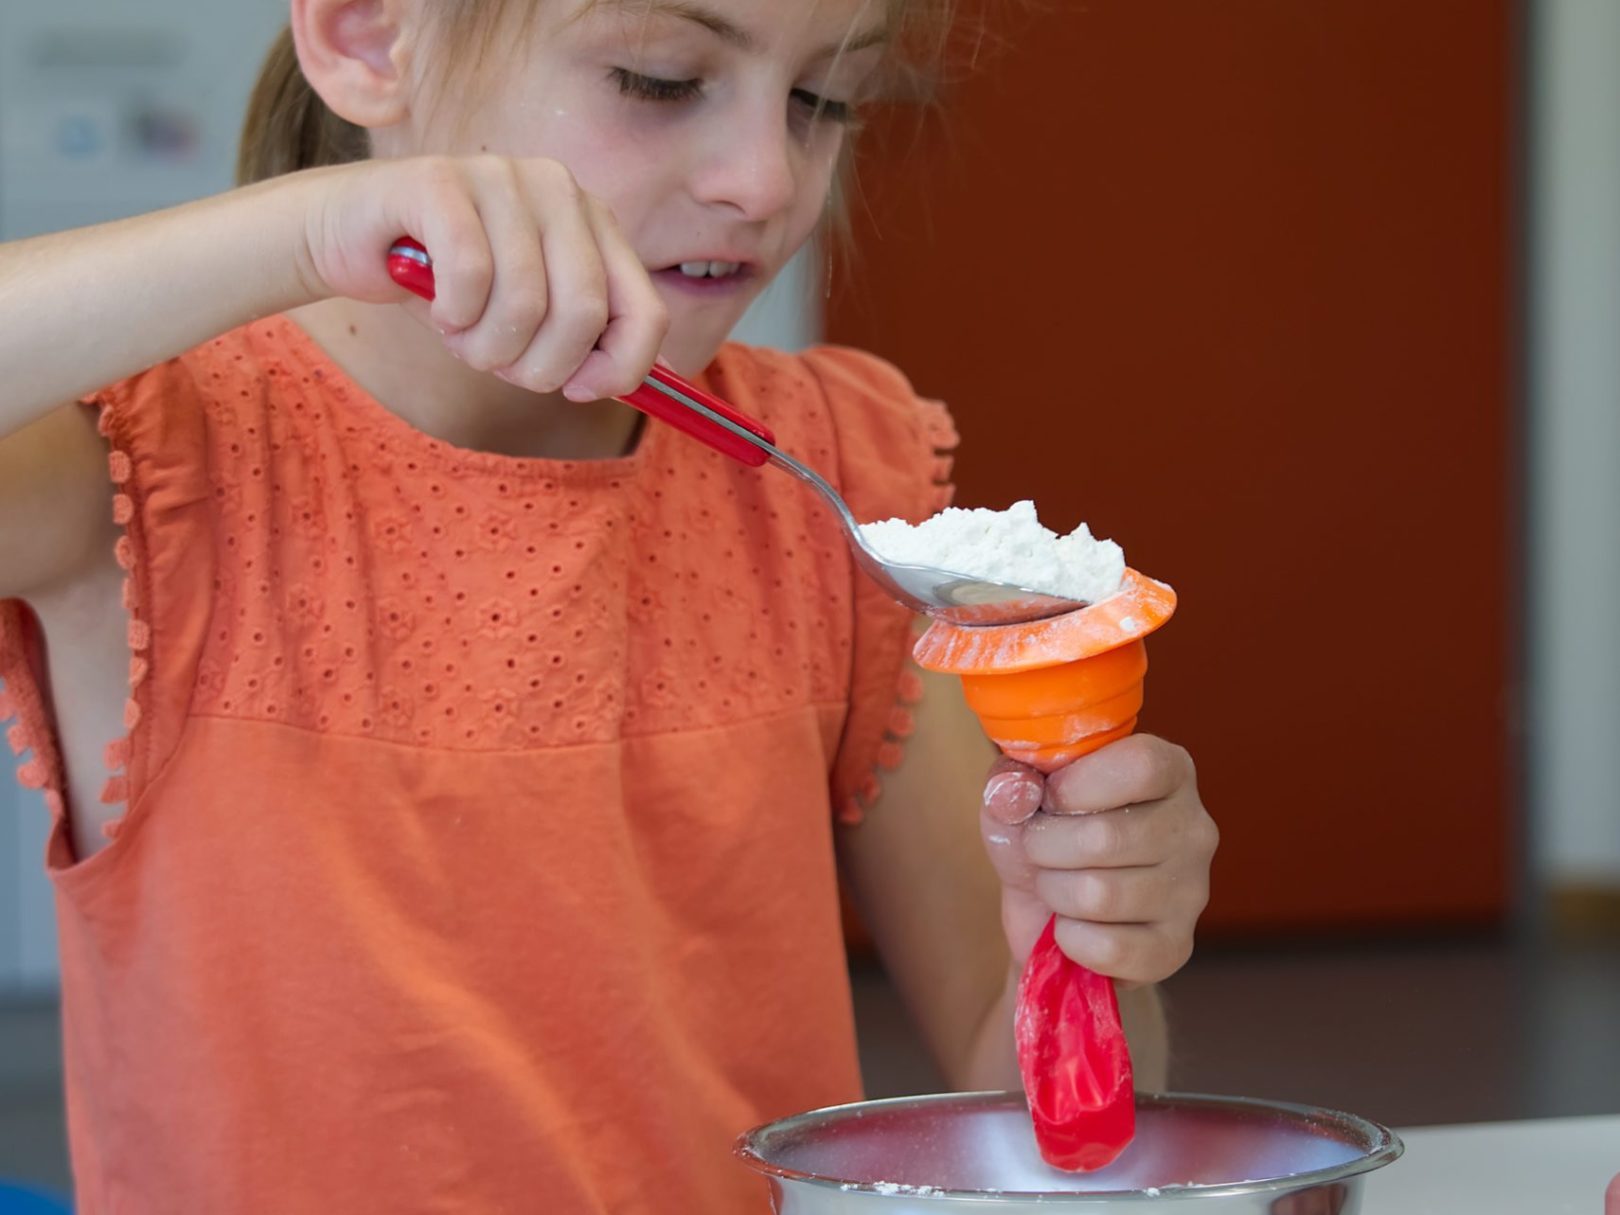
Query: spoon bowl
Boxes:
[{"xmin": 798, "ymin": 467, "xmax": 1085, "ymax": 626}]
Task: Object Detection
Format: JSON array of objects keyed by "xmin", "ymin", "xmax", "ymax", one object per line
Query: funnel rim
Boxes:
[{"xmin": 913, "ymin": 570, "xmax": 1176, "ymax": 675}]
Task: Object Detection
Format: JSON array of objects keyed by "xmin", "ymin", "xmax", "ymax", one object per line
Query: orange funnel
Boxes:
[
  {"xmin": 912, "ymin": 569, "xmax": 1176, "ymax": 771},
  {"xmin": 913, "ymin": 567, "xmax": 1177, "ymax": 1173}
]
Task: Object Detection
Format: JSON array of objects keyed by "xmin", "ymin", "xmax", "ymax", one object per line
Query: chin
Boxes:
[{"xmin": 662, "ymin": 331, "xmax": 731, "ymax": 378}]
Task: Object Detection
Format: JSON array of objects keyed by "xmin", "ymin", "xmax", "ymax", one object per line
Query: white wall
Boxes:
[
  {"xmin": 1529, "ymin": 0, "xmax": 1620, "ymax": 888},
  {"xmin": 731, "ymin": 242, "xmax": 821, "ymax": 352}
]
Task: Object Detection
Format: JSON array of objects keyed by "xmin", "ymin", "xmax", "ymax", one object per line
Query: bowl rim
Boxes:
[{"xmin": 733, "ymin": 1090, "xmax": 1405, "ymax": 1204}]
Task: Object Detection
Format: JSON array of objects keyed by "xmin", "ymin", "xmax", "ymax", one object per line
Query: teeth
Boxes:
[{"xmin": 677, "ymin": 261, "xmax": 741, "ymax": 279}]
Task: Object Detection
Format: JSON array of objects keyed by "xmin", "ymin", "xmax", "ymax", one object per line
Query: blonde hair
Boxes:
[{"xmin": 236, "ymin": 0, "xmax": 958, "ymax": 187}]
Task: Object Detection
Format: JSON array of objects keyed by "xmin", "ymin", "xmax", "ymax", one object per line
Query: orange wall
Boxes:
[{"xmin": 829, "ymin": 1, "xmax": 1516, "ymax": 935}]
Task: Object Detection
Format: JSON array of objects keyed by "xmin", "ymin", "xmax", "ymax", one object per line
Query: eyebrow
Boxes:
[{"xmin": 628, "ymin": 1, "xmax": 888, "ymax": 58}]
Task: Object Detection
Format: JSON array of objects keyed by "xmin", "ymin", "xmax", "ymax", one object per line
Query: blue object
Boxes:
[
  {"xmin": 53, "ymin": 115, "xmax": 104, "ymax": 160},
  {"xmin": 0, "ymin": 1182, "xmax": 70, "ymax": 1214}
]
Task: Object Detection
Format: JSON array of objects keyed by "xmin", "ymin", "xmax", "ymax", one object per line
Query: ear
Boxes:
[{"xmin": 290, "ymin": 0, "xmax": 414, "ymax": 129}]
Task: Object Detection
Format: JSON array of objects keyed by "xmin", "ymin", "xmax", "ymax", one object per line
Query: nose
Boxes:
[{"xmin": 690, "ymin": 106, "xmax": 800, "ymax": 222}]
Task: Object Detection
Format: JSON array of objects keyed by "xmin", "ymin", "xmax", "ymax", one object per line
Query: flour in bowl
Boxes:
[{"xmin": 860, "ymin": 500, "xmax": 1125, "ymax": 604}]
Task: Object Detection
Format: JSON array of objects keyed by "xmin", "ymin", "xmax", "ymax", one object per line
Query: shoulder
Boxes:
[
  {"xmin": 84, "ymin": 318, "xmax": 328, "ymax": 502},
  {"xmin": 0, "ymin": 326, "xmax": 265, "ymax": 603},
  {"xmin": 85, "ymin": 322, "xmax": 285, "ymax": 465}
]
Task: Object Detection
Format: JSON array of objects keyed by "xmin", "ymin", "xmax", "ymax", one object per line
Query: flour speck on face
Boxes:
[{"xmin": 860, "ymin": 500, "xmax": 1125, "ymax": 605}]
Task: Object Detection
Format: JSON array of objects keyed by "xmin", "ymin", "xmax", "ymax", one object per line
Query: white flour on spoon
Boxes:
[{"xmin": 860, "ymin": 500, "xmax": 1125, "ymax": 605}]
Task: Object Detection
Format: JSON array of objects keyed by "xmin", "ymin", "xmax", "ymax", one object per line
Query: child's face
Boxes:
[{"xmin": 402, "ymin": 0, "xmax": 885, "ymax": 372}]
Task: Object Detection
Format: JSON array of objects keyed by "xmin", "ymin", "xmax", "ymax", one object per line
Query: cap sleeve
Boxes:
[
  {"xmin": 799, "ymin": 346, "xmax": 958, "ymax": 825},
  {"xmin": 74, "ymin": 357, "xmax": 214, "ymax": 829}
]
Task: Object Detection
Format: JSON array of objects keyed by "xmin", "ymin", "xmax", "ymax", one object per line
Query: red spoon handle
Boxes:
[{"xmin": 385, "ymin": 237, "xmax": 774, "ymax": 467}]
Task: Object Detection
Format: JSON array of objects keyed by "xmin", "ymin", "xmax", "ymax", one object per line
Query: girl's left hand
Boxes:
[{"xmin": 979, "ymin": 736, "xmax": 1218, "ymax": 987}]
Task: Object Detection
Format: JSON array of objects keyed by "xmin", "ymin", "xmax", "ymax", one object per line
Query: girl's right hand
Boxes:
[{"xmin": 295, "ymin": 155, "xmax": 669, "ymax": 402}]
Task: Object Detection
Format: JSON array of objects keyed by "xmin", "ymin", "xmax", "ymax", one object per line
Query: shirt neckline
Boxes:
[{"xmin": 268, "ymin": 313, "xmax": 666, "ymax": 486}]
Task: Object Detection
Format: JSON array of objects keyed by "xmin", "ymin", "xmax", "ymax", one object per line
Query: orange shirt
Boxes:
[{"xmin": 0, "ymin": 317, "xmax": 956, "ymax": 1213}]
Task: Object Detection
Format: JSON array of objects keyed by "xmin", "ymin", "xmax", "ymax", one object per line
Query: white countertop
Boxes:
[{"xmin": 1362, "ymin": 1114, "xmax": 1620, "ymax": 1213}]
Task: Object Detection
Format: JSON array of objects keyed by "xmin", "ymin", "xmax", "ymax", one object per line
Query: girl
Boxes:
[{"xmin": 0, "ymin": 0, "xmax": 1217, "ymax": 1210}]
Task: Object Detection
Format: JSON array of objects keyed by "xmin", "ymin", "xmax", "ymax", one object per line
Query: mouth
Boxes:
[
  {"xmin": 652, "ymin": 258, "xmax": 760, "ymax": 296},
  {"xmin": 678, "ymin": 259, "xmax": 747, "ymax": 279}
]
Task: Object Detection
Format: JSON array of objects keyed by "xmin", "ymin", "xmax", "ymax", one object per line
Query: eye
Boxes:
[
  {"xmin": 610, "ymin": 68, "xmax": 702, "ymax": 103},
  {"xmin": 791, "ymin": 89, "xmax": 854, "ymax": 124}
]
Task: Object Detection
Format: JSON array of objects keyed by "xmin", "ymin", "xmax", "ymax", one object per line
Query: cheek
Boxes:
[
  {"xmin": 782, "ymin": 186, "xmax": 828, "ymax": 252},
  {"xmin": 762, "ymin": 153, "xmax": 837, "ymax": 264},
  {"xmin": 450, "ymin": 86, "xmax": 660, "ymax": 190},
  {"xmin": 544, "ymin": 132, "xmax": 670, "ymax": 231},
  {"xmin": 785, "ymin": 136, "xmax": 845, "ymax": 241}
]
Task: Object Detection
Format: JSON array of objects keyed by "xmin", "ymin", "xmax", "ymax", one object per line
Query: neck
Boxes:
[{"xmin": 287, "ymin": 298, "xmax": 644, "ymax": 461}]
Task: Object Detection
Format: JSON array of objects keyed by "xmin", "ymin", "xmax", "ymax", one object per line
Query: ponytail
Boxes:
[{"xmin": 236, "ymin": 27, "xmax": 369, "ymax": 185}]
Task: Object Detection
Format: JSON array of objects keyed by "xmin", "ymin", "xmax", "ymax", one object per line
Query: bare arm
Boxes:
[
  {"xmin": 0, "ymin": 175, "xmax": 329, "ymax": 598},
  {"xmin": 837, "ymin": 666, "xmax": 1171, "ymax": 1092},
  {"xmin": 0, "ymin": 175, "xmax": 323, "ymax": 445}
]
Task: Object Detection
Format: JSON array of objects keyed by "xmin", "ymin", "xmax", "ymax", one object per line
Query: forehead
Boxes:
[{"xmin": 571, "ymin": 0, "xmax": 887, "ymax": 55}]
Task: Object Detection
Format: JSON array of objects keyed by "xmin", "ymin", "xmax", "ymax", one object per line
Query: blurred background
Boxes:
[{"xmin": 0, "ymin": 0, "xmax": 1616, "ymax": 1204}]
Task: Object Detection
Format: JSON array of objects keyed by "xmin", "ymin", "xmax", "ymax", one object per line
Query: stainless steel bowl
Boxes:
[{"xmin": 736, "ymin": 1091, "xmax": 1403, "ymax": 1212}]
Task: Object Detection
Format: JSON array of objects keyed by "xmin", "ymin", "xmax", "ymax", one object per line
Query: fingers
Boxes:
[
  {"xmin": 981, "ymin": 735, "xmax": 1216, "ymax": 986},
  {"xmin": 1041, "ymin": 734, "xmax": 1194, "ymax": 817},
  {"xmin": 983, "ymin": 756, "xmax": 1043, "ymax": 825},
  {"xmin": 1023, "ymin": 799, "xmax": 1204, "ymax": 870},
  {"xmin": 1032, "ymin": 864, "xmax": 1193, "ymax": 925},
  {"xmin": 488, "ymin": 161, "xmax": 608, "ymax": 392},
  {"xmin": 413, "ymin": 165, "xmax": 496, "ymax": 336},
  {"xmin": 980, "ymin": 806, "xmax": 1037, "ymax": 894},
  {"xmin": 979, "ymin": 759, "xmax": 1045, "ymax": 953},
  {"xmin": 1051, "ymin": 917, "xmax": 1193, "ymax": 988},
  {"xmin": 561, "ymin": 199, "xmax": 668, "ymax": 401},
  {"xmin": 400, "ymin": 157, "xmax": 662, "ymax": 397},
  {"xmin": 440, "ymin": 160, "xmax": 552, "ymax": 371}
]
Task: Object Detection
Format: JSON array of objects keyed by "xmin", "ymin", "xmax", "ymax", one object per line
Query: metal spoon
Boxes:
[
  {"xmin": 387, "ymin": 239, "xmax": 1084, "ymax": 627},
  {"xmin": 628, "ymin": 368, "xmax": 1085, "ymax": 626}
]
